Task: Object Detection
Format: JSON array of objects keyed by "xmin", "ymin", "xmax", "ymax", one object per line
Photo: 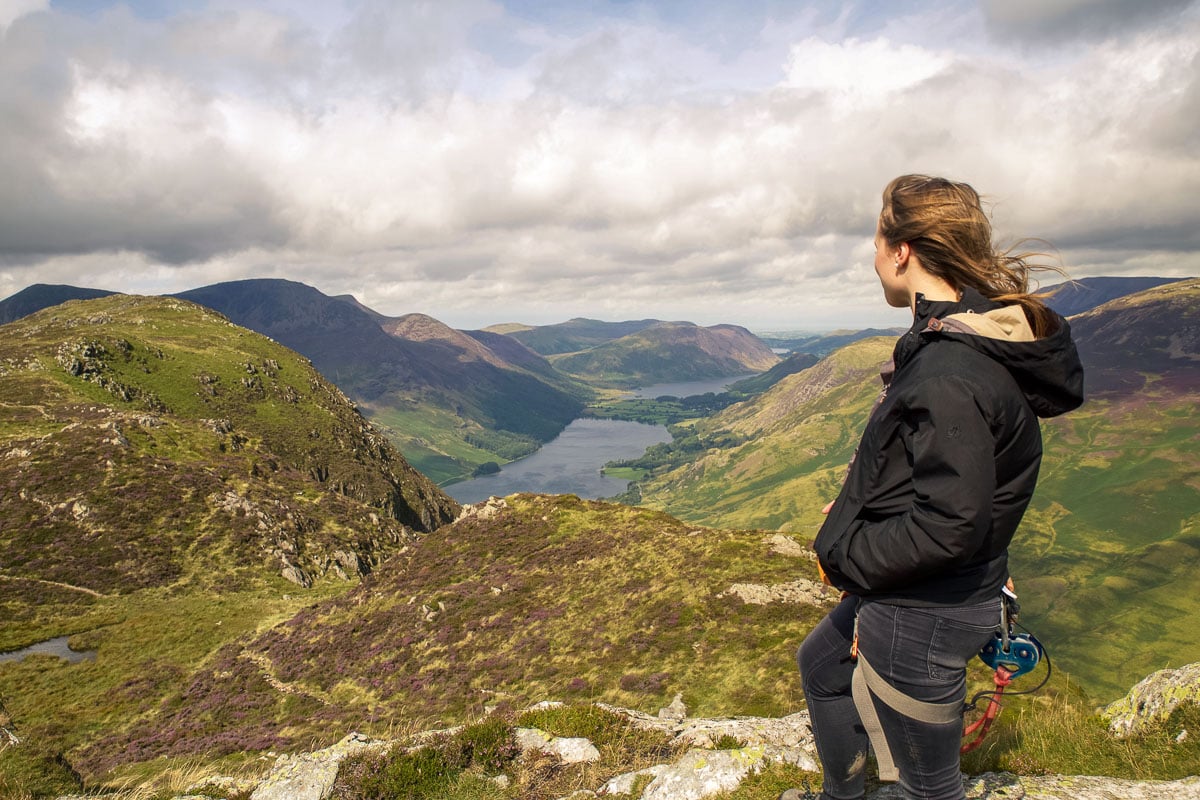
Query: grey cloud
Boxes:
[
  {"xmin": 1141, "ymin": 48, "xmax": 1200, "ymax": 155},
  {"xmin": 981, "ymin": 0, "xmax": 1195, "ymax": 43}
]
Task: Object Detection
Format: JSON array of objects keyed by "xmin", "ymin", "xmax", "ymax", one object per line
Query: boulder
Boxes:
[
  {"xmin": 514, "ymin": 727, "xmax": 600, "ymax": 764},
  {"xmin": 639, "ymin": 747, "xmax": 767, "ymax": 800},
  {"xmin": 249, "ymin": 732, "xmax": 386, "ymax": 800},
  {"xmin": 1103, "ymin": 661, "xmax": 1200, "ymax": 737}
]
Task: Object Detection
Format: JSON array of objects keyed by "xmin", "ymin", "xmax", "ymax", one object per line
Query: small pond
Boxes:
[{"xmin": 0, "ymin": 635, "xmax": 96, "ymax": 665}]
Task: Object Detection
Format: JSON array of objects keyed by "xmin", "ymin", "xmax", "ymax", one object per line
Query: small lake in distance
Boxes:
[
  {"xmin": 627, "ymin": 374, "xmax": 756, "ymax": 398},
  {"xmin": 445, "ymin": 374, "xmax": 757, "ymax": 504}
]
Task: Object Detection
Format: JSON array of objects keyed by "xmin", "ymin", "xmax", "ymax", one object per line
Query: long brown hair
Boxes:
[{"xmin": 878, "ymin": 174, "xmax": 1063, "ymax": 336}]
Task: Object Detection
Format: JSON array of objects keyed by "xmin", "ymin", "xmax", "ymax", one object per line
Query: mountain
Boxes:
[
  {"xmin": 0, "ymin": 293, "xmax": 459, "ymax": 793},
  {"xmin": 74, "ymin": 494, "xmax": 832, "ymax": 775},
  {"xmin": 551, "ymin": 321, "xmax": 781, "ymax": 389},
  {"xmin": 0, "ymin": 283, "xmax": 119, "ymax": 324},
  {"xmin": 1043, "ymin": 276, "xmax": 1185, "ymax": 317},
  {"xmin": 496, "ymin": 317, "xmax": 662, "ymax": 355},
  {"xmin": 175, "ymin": 279, "xmax": 589, "ymax": 483},
  {"xmin": 0, "ymin": 294, "xmax": 458, "ymax": 597},
  {"xmin": 726, "ymin": 351, "xmax": 822, "ymax": 396},
  {"xmin": 1065, "ymin": 277, "xmax": 1199, "ymax": 393},
  {"xmin": 758, "ymin": 327, "xmax": 905, "ymax": 357},
  {"xmin": 632, "ymin": 280, "xmax": 1200, "ymax": 700}
]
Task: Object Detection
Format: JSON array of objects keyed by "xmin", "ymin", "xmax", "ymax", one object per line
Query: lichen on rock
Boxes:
[{"xmin": 1103, "ymin": 661, "xmax": 1200, "ymax": 738}]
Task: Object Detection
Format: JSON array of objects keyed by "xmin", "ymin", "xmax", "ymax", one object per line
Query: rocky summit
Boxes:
[{"xmin": 0, "ymin": 294, "xmax": 458, "ymax": 596}]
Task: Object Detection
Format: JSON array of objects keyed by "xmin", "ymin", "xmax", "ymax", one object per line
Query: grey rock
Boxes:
[
  {"xmin": 250, "ymin": 732, "xmax": 385, "ymax": 800},
  {"xmin": 1103, "ymin": 661, "xmax": 1200, "ymax": 737},
  {"xmin": 718, "ymin": 579, "xmax": 833, "ymax": 606},
  {"xmin": 640, "ymin": 747, "xmax": 767, "ymax": 799},
  {"xmin": 514, "ymin": 726, "xmax": 600, "ymax": 763}
]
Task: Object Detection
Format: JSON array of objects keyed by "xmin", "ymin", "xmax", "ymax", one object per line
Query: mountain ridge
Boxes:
[
  {"xmin": 173, "ymin": 279, "xmax": 589, "ymax": 483},
  {"xmin": 0, "ymin": 293, "xmax": 459, "ymax": 598},
  {"xmin": 552, "ymin": 320, "xmax": 781, "ymax": 389}
]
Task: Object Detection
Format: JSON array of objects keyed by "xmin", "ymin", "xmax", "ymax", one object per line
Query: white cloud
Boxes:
[
  {"xmin": 0, "ymin": 0, "xmax": 1197, "ymax": 330},
  {"xmin": 782, "ymin": 36, "xmax": 952, "ymax": 111}
]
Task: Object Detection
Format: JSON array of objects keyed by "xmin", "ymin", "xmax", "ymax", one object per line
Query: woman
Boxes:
[{"xmin": 795, "ymin": 175, "xmax": 1084, "ymax": 800}]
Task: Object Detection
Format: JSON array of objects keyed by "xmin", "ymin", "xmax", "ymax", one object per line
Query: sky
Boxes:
[{"xmin": 0, "ymin": 0, "xmax": 1197, "ymax": 331}]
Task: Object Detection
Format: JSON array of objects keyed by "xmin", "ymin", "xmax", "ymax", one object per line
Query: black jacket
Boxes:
[{"xmin": 813, "ymin": 288, "xmax": 1084, "ymax": 606}]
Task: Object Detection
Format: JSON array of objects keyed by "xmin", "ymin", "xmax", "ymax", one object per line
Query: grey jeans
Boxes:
[{"xmin": 798, "ymin": 594, "xmax": 1001, "ymax": 800}]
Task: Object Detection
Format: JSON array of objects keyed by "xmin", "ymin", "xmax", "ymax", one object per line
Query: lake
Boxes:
[
  {"xmin": 445, "ymin": 374, "xmax": 759, "ymax": 504},
  {"xmin": 627, "ymin": 374, "xmax": 757, "ymax": 398},
  {"xmin": 445, "ymin": 418, "xmax": 671, "ymax": 504},
  {"xmin": 0, "ymin": 635, "xmax": 96, "ymax": 664}
]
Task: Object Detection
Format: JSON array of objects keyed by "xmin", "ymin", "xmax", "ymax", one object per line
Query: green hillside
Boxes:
[
  {"xmin": 70, "ymin": 494, "xmax": 829, "ymax": 780},
  {"xmin": 176, "ymin": 280, "xmax": 589, "ymax": 485},
  {"xmin": 634, "ymin": 282, "xmax": 1200, "ymax": 701},
  {"xmin": 633, "ymin": 337, "xmax": 893, "ymax": 531},
  {"xmin": 553, "ymin": 322, "xmax": 780, "ymax": 389},
  {"xmin": 0, "ymin": 295, "xmax": 459, "ymax": 794}
]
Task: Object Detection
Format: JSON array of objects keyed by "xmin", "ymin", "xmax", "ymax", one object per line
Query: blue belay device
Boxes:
[{"xmin": 979, "ymin": 630, "xmax": 1042, "ymax": 678}]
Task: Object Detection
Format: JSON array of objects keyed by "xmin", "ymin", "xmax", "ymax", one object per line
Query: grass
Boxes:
[
  {"xmin": 329, "ymin": 703, "xmax": 678, "ymax": 800},
  {"xmin": 66, "ymin": 495, "xmax": 822, "ymax": 779},
  {"xmin": 631, "ymin": 336, "xmax": 1200, "ymax": 704},
  {"xmin": 0, "ymin": 581, "xmax": 349, "ymax": 791}
]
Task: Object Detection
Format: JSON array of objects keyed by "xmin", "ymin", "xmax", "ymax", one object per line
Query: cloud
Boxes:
[
  {"xmin": 0, "ymin": 0, "xmax": 1197, "ymax": 329},
  {"xmin": 0, "ymin": 0, "xmax": 46, "ymax": 32},
  {"xmin": 981, "ymin": 0, "xmax": 1196, "ymax": 43}
]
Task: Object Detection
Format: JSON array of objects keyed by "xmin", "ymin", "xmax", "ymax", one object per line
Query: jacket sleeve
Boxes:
[{"xmin": 821, "ymin": 374, "xmax": 996, "ymax": 593}]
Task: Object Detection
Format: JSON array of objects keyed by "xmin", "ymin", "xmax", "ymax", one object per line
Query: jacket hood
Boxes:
[{"xmin": 899, "ymin": 287, "xmax": 1085, "ymax": 418}]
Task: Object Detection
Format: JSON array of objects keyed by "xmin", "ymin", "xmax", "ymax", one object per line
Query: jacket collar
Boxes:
[{"xmin": 911, "ymin": 286, "xmax": 999, "ymax": 331}]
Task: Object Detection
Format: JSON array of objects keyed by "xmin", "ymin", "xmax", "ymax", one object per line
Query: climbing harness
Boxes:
[{"xmin": 848, "ymin": 587, "xmax": 1051, "ymax": 780}]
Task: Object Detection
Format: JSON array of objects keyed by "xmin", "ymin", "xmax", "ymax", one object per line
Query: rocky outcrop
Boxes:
[
  {"xmin": 717, "ymin": 578, "xmax": 834, "ymax": 607},
  {"xmin": 1103, "ymin": 661, "xmax": 1200, "ymax": 737},
  {"xmin": 514, "ymin": 727, "xmax": 601, "ymax": 764},
  {"xmin": 247, "ymin": 732, "xmax": 387, "ymax": 800},
  {"xmin": 57, "ymin": 696, "xmax": 1200, "ymax": 800},
  {"xmin": 455, "ymin": 495, "xmax": 509, "ymax": 522}
]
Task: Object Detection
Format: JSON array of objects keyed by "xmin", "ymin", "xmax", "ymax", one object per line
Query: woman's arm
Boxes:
[{"xmin": 820, "ymin": 374, "xmax": 996, "ymax": 593}]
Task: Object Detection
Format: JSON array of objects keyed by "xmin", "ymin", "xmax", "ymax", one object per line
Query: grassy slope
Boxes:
[
  {"xmin": 635, "ymin": 305, "xmax": 1200, "ymax": 701},
  {"xmin": 635, "ymin": 337, "xmax": 893, "ymax": 532},
  {"xmin": 177, "ymin": 280, "xmax": 587, "ymax": 485},
  {"xmin": 83, "ymin": 495, "xmax": 832, "ymax": 779},
  {"xmin": 0, "ymin": 295, "xmax": 459, "ymax": 793}
]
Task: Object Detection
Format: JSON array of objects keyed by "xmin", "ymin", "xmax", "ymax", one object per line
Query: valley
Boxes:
[{"xmin": 0, "ymin": 276, "xmax": 1196, "ymax": 796}]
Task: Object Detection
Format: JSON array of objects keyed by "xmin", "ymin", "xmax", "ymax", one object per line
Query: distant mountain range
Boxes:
[
  {"xmin": 1042, "ymin": 276, "xmax": 1185, "ymax": 317},
  {"xmin": 0, "ymin": 275, "xmax": 1189, "ymax": 483},
  {"xmin": 173, "ymin": 280, "xmax": 590, "ymax": 484},
  {"xmin": 550, "ymin": 321, "xmax": 780, "ymax": 389},
  {"xmin": 488, "ymin": 317, "xmax": 663, "ymax": 355}
]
